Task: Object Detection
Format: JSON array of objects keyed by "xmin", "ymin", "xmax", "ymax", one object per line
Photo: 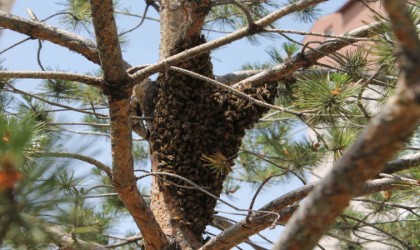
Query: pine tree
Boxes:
[{"xmin": 0, "ymin": 0, "xmax": 419, "ymax": 249}]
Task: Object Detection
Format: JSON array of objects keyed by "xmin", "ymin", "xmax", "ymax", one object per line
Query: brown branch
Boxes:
[
  {"xmin": 89, "ymin": 1, "xmax": 168, "ymax": 249},
  {"xmin": 272, "ymin": 1, "xmax": 420, "ymax": 248},
  {"xmin": 24, "ymin": 215, "xmax": 109, "ymax": 250},
  {"xmin": 0, "ymin": 70, "xmax": 104, "ymax": 88},
  {"xmin": 382, "ymin": 152, "xmax": 420, "ymax": 174},
  {"xmin": 200, "ymin": 178, "xmax": 405, "ymax": 250},
  {"xmin": 232, "ymin": 21, "xmax": 382, "ymax": 91},
  {"xmin": 129, "ymin": 0, "xmax": 328, "ymax": 80},
  {"xmin": 217, "ymin": 68, "xmax": 396, "ymax": 87},
  {"xmin": 0, "ymin": 10, "xmax": 100, "ymax": 64},
  {"xmin": 211, "ymin": 216, "xmax": 268, "ymax": 250},
  {"xmin": 90, "ymin": 0, "xmax": 126, "ymax": 83}
]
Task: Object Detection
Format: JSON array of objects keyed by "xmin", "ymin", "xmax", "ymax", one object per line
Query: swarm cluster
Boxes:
[{"xmin": 150, "ymin": 36, "xmax": 277, "ymax": 233}]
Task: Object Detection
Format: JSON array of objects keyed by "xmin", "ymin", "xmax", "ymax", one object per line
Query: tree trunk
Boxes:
[{"xmin": 149, "ymin": 1, "xmax": 277, "ymax": 248}]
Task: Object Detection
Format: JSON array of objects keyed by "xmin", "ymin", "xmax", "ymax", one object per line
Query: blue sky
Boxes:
[{"xmin": 1, "ymin": 0, "xmax": 348, "ymax": 248}]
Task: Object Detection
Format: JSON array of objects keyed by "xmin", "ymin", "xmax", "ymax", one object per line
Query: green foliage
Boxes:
[
  {"xmin": 58, "ymin": 0, "xmax": 93, "ymax": 34},
  {"xmin": 327, "ymin": 128, "xmax": 359, "ymax": 161},
  {"xmin": 18, "ymin": 96, "xmax": 53, "ymax": 124},
  {"xmin": 0, "ymin": 113, "xmax": 65, "ymax": 248},
  {"xmin": 0, "ymin": 62, "xmax": 14, "ymax": 112},
  {"xmin": 293, "ymin": 72, "xmax": 358, "ymax": 125},
  {"xmin": 132, "ymin": 141, "xmax": 150, "ymax": 166},
  {"xmin": 38, "ymin": 68, "xmax": 80, "ymax": 103},
  {"xmin": 83, "ymin": 115, "xmax": 110, "ymax": 133},
  {"xmin": 333, "ymin": 50, "xmax": 369, "ymax": 80},
  {"xmin": 79, "ymin": 84, "xmax": 107, "ymax": 107},
  {"xmin": 378, "ymin": 215, "xmax": 420, "ymax": 249},
  {"xmin": 286, "ymin": 0, "xmax": 320, "ymax": 23}
]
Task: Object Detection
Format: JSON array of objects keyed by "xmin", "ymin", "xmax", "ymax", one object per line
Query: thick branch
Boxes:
[
  {"xmin": 0, "ymin": 10, "xmax": 99, "ymax": 64},
  {"xmin": 108, "ymin": 96, "xmax": 169, "ymax": 250},
  {"xmin": 201, "ymin": 178, "xmax": 404, "ymax": 250},
  {"xmin": 89, "ymin": 1, "xmax": 168, "ymax": 248},
  {"xmin": 90, "ymin": 0, "xmax": 126, "ymax": 83},
  {"xmin": 130, "ymin": 0, "xmax": 327, "ymax": 80},
  {"xmin": 232, "ymin": 21, "xmax": 381, "ymax": 91},
  {"xmin": 273, "ymin": 1, "xmax": 420, "ymax": 248},
  {"xmin": 0, "ymin": 70, "xmax": 104, "ymax": 88}
]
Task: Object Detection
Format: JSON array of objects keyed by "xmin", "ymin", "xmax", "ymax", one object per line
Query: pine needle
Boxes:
[{"xmin": 201, "ymin": 151, "xmax": 233, "ymax": 177}]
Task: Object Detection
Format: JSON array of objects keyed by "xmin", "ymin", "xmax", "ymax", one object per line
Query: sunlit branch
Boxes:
[
  {"xmin": 0, "ymin": 70, "xmax": 105, "ymax": 88},
  {"xmin": 129, "ymin": 0, "xmax": 328, "ymax": 81}
]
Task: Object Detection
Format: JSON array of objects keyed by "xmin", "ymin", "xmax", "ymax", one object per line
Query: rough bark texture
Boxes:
[{"xmin": 90, "ymin": 1, "xmax": 169, "ymax": 248}]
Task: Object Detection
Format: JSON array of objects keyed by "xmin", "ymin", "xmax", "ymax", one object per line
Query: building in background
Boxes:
[
  {"xmin": 303, "ymin": 0, "xmax": 384, "ymax": 66},
  {"xmin": 0, "ymin": 0, "xmax": 15, "ymax": 12}
]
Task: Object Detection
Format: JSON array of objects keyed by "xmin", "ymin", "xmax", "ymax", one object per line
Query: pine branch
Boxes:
[
  {"xmin": 129, "ymin": 0, "xmax": 328, "ymax": 81},
  {"xmin": 216, "ymin": 68, "xmax": 396, "ymax": 86},
  {"xmin": 23, "ymin": 215, "xmax": 109, "ymax": 250},
  {"xmin": 0, "ymin": 70, "xmax": 104, "ymax": 87},
  {"xmin": 273, "ymin": 1, "xmax": 420, "ymax": 248},
  {"xmin": 200, "ymin": 178, "xmax": 405, "ymax": 250},
  {"xmin": 0, "ymin": 10, "xmax": 100, "ymax": 64},
  {"xmin": 232, "ymin": 21, "xmax": 382, "ymax": 91},
  {"xmin": 5, "ymin": 85, "xmax": 109, "ymax": 118}
]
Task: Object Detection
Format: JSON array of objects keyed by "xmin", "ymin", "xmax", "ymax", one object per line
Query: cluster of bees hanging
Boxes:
[{"xmin": 149, "ymin": 36, "xmax": 277, "ymax": 233}]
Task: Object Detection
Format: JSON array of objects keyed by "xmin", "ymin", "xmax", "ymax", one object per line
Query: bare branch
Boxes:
[
  {"xmin": 129, "ymin": 0, "xmax": 328, "ymax": 80},
  {"xmin": 200, "ymin": 178, "xmax": 403, "ymax": 250},
  {"xmin": 0, "ymin": 70, "xmax": 104, "ymax": 88},
  {"xmin": 272, "ymin": 1, "xmax": 420, "ymax": 248},
  {"xmin": 232, "ymin": 21, "xmax": 382, "ymax": 91},
  {"xmin": 0, "ymin": 10, "xmax": 100, "ymax": 64},
  {"xmin": 379, "ymin": 173, "xmax": 420, "ymax": 186},
  {"xmin": 36, "ymin": 151, "xmax": 112, "ymax": 177}
]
